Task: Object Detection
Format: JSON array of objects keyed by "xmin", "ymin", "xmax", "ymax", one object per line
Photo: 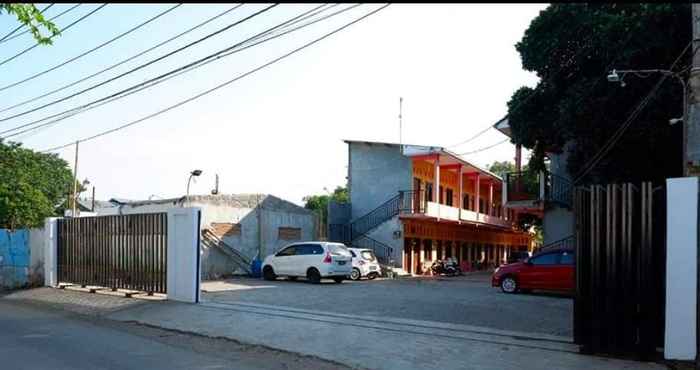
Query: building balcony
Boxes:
[
  {"xmin": 504, "ymin": 170, "xmax": 572, "ymax": 212},
  {"xmin": 398, "ymin": 191, "xmax": 514, "ymax": 229}
]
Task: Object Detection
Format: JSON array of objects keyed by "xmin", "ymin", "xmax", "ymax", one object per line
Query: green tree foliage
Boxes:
[
  {"xmin": 0, "ymin": 140, "xmax": 73, "ymax": 229},
  {"xmin": 487, "ymin": 161, "xmax": 542, "ymax": 236},
  {"xmin": 303, "ymin": 186, "xmax": 349, "ymax": 214},
  {"xmin": 508, "ymin": 4, "xmax": 688, "ymax": 184},
  {"xmin": 1, "ymin": 3, "xmax": 60, "ymax": 44}
]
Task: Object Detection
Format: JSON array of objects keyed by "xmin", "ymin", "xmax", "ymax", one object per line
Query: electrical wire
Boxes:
[
  {"xmin": 0, "ymin": 4, "xmax": 276, "ymax": 125},
  {"xmin": 39, "ymin": 4, "xmax": 390, "ymax": 153},
  {"xmin": 0, "ymin": 4, "xmax": 182, "ymax": 93},
  {"xmin": 0, "ymin": 3, "xmax": 55, "ymax": 42},
  {"xmin": 0, "ymin": 4, "xmax": 106, "ymax": 68},
  {"xmin": 457, "ymin": 139, "xmax": 509, "ymax": 156},
  {"xmin": 0, "ymin": 4, "xmax": 243, "ymax": 115},
  {"xmin": 572, "ymin": 41, "xmax": 691, "ymax": 183},
  {"xmin": 2, "ymin": 3, "xmax": 353, "ymax": 138}
]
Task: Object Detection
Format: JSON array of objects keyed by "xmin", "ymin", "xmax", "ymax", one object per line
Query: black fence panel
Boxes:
[
  {"xmin": 57, "ymin": 213, "xmax": 167, "ymax": 294},
  {"xmin": 574, "ymin": 182, "xmax": 665, "ymax": 359}
]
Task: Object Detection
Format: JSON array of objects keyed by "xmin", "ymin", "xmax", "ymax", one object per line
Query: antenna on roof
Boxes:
[
  {"xmin": 211, "ymin": 174, "xmax": 219, "ymax": 195},
  {"xmin": 398, "ymin": 97, "xmax": 403, "ymax": 145}
]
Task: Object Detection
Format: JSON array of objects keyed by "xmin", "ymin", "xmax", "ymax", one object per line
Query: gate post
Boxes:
[
  {"xmin": 167, "ymin": 207, "xmax": 201, "ymax": 303},
  {"xmin": 665, "ymin": 177, "xmax": 698, "ymax": 360},
  {"xmin": 43, "ymin": 217, "xmax": 58, "ymax": 287}
]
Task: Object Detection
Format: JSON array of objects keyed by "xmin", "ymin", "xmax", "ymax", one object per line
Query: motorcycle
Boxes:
[{"xmin": 431, "ymin": 258, "xmax": 462, "ymax": 277}]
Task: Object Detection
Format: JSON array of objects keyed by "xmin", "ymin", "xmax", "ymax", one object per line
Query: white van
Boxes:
[{"xmin": 262, "ymin": 242, "xmax": 352, "ymax": 284}]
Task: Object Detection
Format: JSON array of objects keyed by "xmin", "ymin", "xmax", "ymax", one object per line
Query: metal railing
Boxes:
[
  {"xmin": 201, "ymin": 228, "xmax": 251, "ymax": 274},
  {"xmin": 505, "ymin": 170, "xmax": 541, "ymax": 202},
  {"xmin": 57, "ymin": 213, "xmax": 168, "ymax": 294},
  {"xmin": 545, "ymin": 173, "xmax": 573, "ymax": 207},
  {"xmin": 350, "ymin": 235, "xmax": 394, "ymax": 265},
  {"xmin": 349, "ymin": 193, "xmax": 403, "ymax": 240},
  {"xmin": 534, "ymin": 235, "xmax": 574, "ymax": 254}
]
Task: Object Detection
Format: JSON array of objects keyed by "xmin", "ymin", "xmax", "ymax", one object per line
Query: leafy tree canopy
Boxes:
[
  {"xmin": 0, "ymin": 140, "xmax": 73, "ymax": 229},
  {"xmin": 303, "ymin": 186, "xmax": 349, "ymax": 214},
  {"xmin": 1, "ymin": 3, "xmax": 60, "ymax": 44},
  {"xmin": 508, "ymin": 3, "xmax": 688, "ymax": 184}
]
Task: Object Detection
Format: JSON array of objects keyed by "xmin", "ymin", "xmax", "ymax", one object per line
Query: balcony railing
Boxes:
[
  {"xmin": 398, "ymin": 190, "xmax": 512, "ymax": 228},
  {"xmin": 505, "ymin": 170, "xmax": 572, "ymax": 208}
]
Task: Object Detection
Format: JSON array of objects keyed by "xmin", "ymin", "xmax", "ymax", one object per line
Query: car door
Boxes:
[
  {"xmin": 289, "ymin": 244, "xmax": 314, "ymax": 276},
  {"xmin": 274, "ymin": 245, "xmax": 297, "ymax": 275},
  {"xmin": 557, "ymin": 250, "xmax": 575, "ymax": 291},
  {"xmin": 519, "ymin": 252, "xmax": 559, "ymax": 289}
]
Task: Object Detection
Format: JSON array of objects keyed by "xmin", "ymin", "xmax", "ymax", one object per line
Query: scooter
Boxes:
[{"xmin": 431, "ymin": 259, "xmax": 461, "ymax": 277}]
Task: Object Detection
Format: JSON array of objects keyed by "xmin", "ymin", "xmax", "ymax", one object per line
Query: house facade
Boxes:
[
  {"xmin": 493, "ymin": 117, "xmax": 574, "ymax": 248},
  {"xmin": 96, "ymin": 194, "xmax": 317, "ymax": 279},
  {"xmin": 329, "ymin": 140, "xmax": 532, "ymax": 275}
]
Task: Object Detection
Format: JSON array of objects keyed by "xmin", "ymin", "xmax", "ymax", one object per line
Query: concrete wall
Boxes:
[
  {"xmin": 364, "ymin": 216, "xmax": 403, "ymax": 267},
  {"xmin": 328, "ymin": 200, "xmax": 351, "ymax": 226},
  {"xmin": 28, "ymin": 228, "xmax": 44, "ymax": 286},
  {"xmin": 0, "ymin": 229, "xmax": 29, "ymax": 289},
  {"xmin": 348, "ymin": 142, "xmax": 412, "ymax": 220},
  {"xmin": 542, "ymin": 205, "xmax": 574, "ymax": 245},
  {"xmin": 665, "ymin": 177, "xmax": 697, "ymax": 360},
  {"xmin": 549, "ymin": 140, "xmax": 574, "ymax": 181}
]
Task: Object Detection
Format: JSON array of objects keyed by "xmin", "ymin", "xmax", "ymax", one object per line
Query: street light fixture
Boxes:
[{"xmin": 186, "ymin": 169, "xmax": 202, "ymax": 197}]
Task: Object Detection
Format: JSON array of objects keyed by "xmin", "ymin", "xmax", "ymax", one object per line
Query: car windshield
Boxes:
[
  {"xmin": 361, "ymin": 250, "xmax": 376, "ymax": 261},
  {"xmin": 328, "ymin": 244, "xmax": 351, "ymax": 257}
]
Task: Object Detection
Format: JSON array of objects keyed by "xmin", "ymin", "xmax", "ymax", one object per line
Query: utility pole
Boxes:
[
  {"xmin": 688, "ymin": 4, "xmax": 700, "ymax": 176},
  {"xmin": 71, "ymin": 141, "xmax": 79, "ymax": 217}
]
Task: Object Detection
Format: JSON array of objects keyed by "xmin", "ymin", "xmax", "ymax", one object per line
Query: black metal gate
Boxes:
[
  {"xmin": 57, "ymin": 213, "xmax": 168, "ymax": 294},
  {"xmin": 574, "ymin": 182, "xmax": 665, "ymax": 359}
]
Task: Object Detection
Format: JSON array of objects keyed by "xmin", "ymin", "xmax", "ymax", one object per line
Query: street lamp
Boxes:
[{"xmin": 186, "ymin": 169, "xmax": 202, "ymax": 197}]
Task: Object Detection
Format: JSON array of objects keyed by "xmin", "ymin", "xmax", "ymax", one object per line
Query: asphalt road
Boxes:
[
  {"xmin": 0, "ymin": 300, "xmax": 349, "ymax": 370},
  {"xmin": 203, "ymin": 272, "xmax": 573, "ymax": 337}
]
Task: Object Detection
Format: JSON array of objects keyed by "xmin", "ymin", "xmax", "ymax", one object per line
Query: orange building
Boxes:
[{"xmin": 328, "ymin": 140, "xmax": 532, "ymax": 275}]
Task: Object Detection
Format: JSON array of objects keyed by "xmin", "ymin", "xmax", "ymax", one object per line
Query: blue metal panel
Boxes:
[{"xmin": 0, "ymin": 229, "xmax": 29, "ymax": 288}]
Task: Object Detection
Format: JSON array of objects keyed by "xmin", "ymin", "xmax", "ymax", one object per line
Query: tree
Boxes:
[
  {"xmin": 507, "ymin": 4, "xmax": 688, "ymax": 184},
  {"xmin": 0, "ymin": 140, "xmax": 73, "ymax": 229},
  {"xmin": 1, "ymin": 4, "xmax": 60, "ymax": 44},
  {"xmin": 303, "ymin": 186, "xmax": 349, "ymax": 237}
]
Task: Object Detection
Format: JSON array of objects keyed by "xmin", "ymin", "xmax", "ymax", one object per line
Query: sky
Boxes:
[{"xmin": 1, "ymin": 3, "xmax": 546, "ymax": 206}]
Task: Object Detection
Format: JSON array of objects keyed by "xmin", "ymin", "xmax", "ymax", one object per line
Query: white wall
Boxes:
[
  {"xmin": 28, "ymin": 228, "xmax": 45, "ymax": 285},
  {"xmin": 167, "ymin": 208, "xmax": 201, "ymax": 303},
  {"xmin": 665, "ymin": 177, "xmax": 698, "ymax": 360},
  {"xmin": 43, "ymin": 218, "xmax": 58, "ymax": 287}
]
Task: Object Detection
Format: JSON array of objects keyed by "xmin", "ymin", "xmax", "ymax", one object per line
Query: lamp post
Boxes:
[
  {"xmin": 607, "ymin": 68, "xmax": 688, "ymax": 168},
  {"xmin": 186, "ymin": 169, "xmax": 202, "ymax": 197}
]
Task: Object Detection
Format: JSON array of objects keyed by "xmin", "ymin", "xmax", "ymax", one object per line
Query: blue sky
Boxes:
[{"xmin": 1, "ymin": 3, "xmax": 546, "ymax": 205}]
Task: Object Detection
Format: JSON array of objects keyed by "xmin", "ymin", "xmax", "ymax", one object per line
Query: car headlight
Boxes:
[{"xmin": 494, "ymin": 267, "xmax": 500, "ymax": 274}]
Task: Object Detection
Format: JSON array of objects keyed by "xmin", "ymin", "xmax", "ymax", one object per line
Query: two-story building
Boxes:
[{"xmin": 328, "ymin": 139, "xmax": 532, "ymax": 275}]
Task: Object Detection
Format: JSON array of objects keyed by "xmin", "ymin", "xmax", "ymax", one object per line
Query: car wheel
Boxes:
[
  {"xmin": 306, "ymin": 268, "xmax": 321, "ymax": 284},
  {"xmin": 333, "ymin": 277, "xmax": 344, "ymax": 284},
  {"xmin": 350, "ymin": 268, "xmax": 361, "ymax": 281},
  {"xmin": 367, "ymin": 272, "xmax": 378, "ymax": 280},
  {"xmin": 501, "ymin": 276, "xmax": 518, "ymax": 294},
  {"xmin": 262, "ymin": 266, "xmax": 276, "ymax": 281}
]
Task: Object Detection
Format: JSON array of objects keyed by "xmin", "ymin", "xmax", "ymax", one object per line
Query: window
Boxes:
[
  {"xmin": 276, "ymin": 246, "xmax": 297, "ymax": 257},
  {"xmin": 560, "ymin": 251, "xmax": 575, "ymax": 265},
  {"xmin": 530, "ymin": 253, "xmax": 559, "ymax": 265},
  {"xmin": 328, "ymin": 244, "xmax": 351, "ymax": 257},
  {"xmin": 445, "ymin": 189, "xmax": 453, "ymax": 206},
  {"xmin": 462, "ymin": 194, "xmax": 469, "ymax": 210},
  {"xmin": 350, "ymin": 250, "xmax": 357, "ymax": 258},
  {"xmin": 479, "ymin": 199, "xmax": 484, "ymax": 213},
  {"xmin": 426, "ymin": 182, "xmax": 434, "ymax": 202},
  {"xmin": 361, "ymin": 250, "xmax": 376, "ymax": 261},
  {"xmin": 439, "ymin": 186, "xmax": 444, "ymax": 203},
  {"xmin": 278, "ymin": 227, "xmax": 301, "ymax": 240},
  {"xmin": 296, "ymin": 244, "xmax": 323, "ymax": 255}
]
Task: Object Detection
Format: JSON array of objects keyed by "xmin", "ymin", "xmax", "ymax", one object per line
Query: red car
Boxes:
[{"xmin": 491, "ymin": 248, "xmax": 575, "ymax": 294}]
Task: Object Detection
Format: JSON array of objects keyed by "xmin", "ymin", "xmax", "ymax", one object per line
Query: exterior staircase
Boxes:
[{"xmin": 201, "ymin": 228, "xmax": 252, "ymax": 275}]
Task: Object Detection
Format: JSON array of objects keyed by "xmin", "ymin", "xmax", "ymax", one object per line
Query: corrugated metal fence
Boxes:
[
  {"xmin": 574, "ymin": 182, "xmax": 665, "ymax": 359},
  {"xmin": 57, "ymin": 213, "xmax": 168, "ymax": 294}
]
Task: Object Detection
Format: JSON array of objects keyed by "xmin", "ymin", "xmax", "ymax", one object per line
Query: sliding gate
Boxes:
[
  {"xmin": 574, "ymin": 182, "xmax": 665, "ymax": 359},
  {"xmin": 57, "ymin": 213, "xmax": 168, "ymax": 294}
]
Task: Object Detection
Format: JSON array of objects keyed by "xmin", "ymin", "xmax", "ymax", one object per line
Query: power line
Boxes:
[
  {"xmin": 4, "ymin": 3, "xmax": 354, "ymax": 139},
  {"xmin": 457, "ymin": 139, "xmax": 509, "ymax": 156},
  {"xmin": 0, "ymin": 4, "xmax": 243, "ymax": 115},
  {"xmin": 40, "ymin": 4, "xmax": 390, "ymax": 153},
  {"xmin": 0, "ymin": 3, "xmax": 55, "ymax": 42},
  {"xmin": 572, "ymin": 41, "xmax": 691, "ymax": 183},
  {"xmin": 446, "ymin": 125, "xmax": 494, "ymax": 148},
  {"xmin": 0, "ymin": 4, "xmax": 276, "ymax": 125},
  {"xmin": 0, "ymin": 4, "xmax": 182, "ymax": 93},
  {"xmin": 0, "ymin": 4, "xmax": 106, "ymax": 68}
]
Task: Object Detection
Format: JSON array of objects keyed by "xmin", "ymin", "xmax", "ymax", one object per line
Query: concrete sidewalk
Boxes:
[{"xmin": 4, "ymin": 287, "xmax": 666, "ymax": 370}]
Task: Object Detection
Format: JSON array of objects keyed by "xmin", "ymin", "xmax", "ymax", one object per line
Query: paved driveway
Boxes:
[{"xmin": 202, "ymin": 272, "xmax": 573, "ymax": 338}]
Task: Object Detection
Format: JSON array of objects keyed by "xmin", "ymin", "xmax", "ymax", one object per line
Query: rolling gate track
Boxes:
[
  {"xmin": 57, "ymin": 213, "xmax": 168, "ymax": 294},
  {"xmin": 574, "ymin": 182, "xmax": 665, "ymax": 359}
]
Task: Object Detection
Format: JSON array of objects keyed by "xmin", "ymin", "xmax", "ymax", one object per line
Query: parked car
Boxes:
[
  {"xmin": 491, "ymin": 248, "xmax": 575, "ymax": 294},
  {"xmin": 506, "ymin": 250, "xmax": 531, "ymax": 265},
  {"xmin": 262, "ymin": 242, "xmax": 352, "ymax": 284},
  {"xmin": 348, "ymin": 248, "xmax": 381, "ymax": 280}
]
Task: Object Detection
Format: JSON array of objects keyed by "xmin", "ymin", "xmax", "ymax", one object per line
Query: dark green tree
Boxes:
[
  {"xmin": 507, "ymin": 3, "xmax": 688, "ymax": 184},
  {"xmin": 0, "ymin": 140, "xmax": 73, "ymax": 229},
  {"xmin": 1, "ymin": 4, "xmax": 60, "ymax": 44}
]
